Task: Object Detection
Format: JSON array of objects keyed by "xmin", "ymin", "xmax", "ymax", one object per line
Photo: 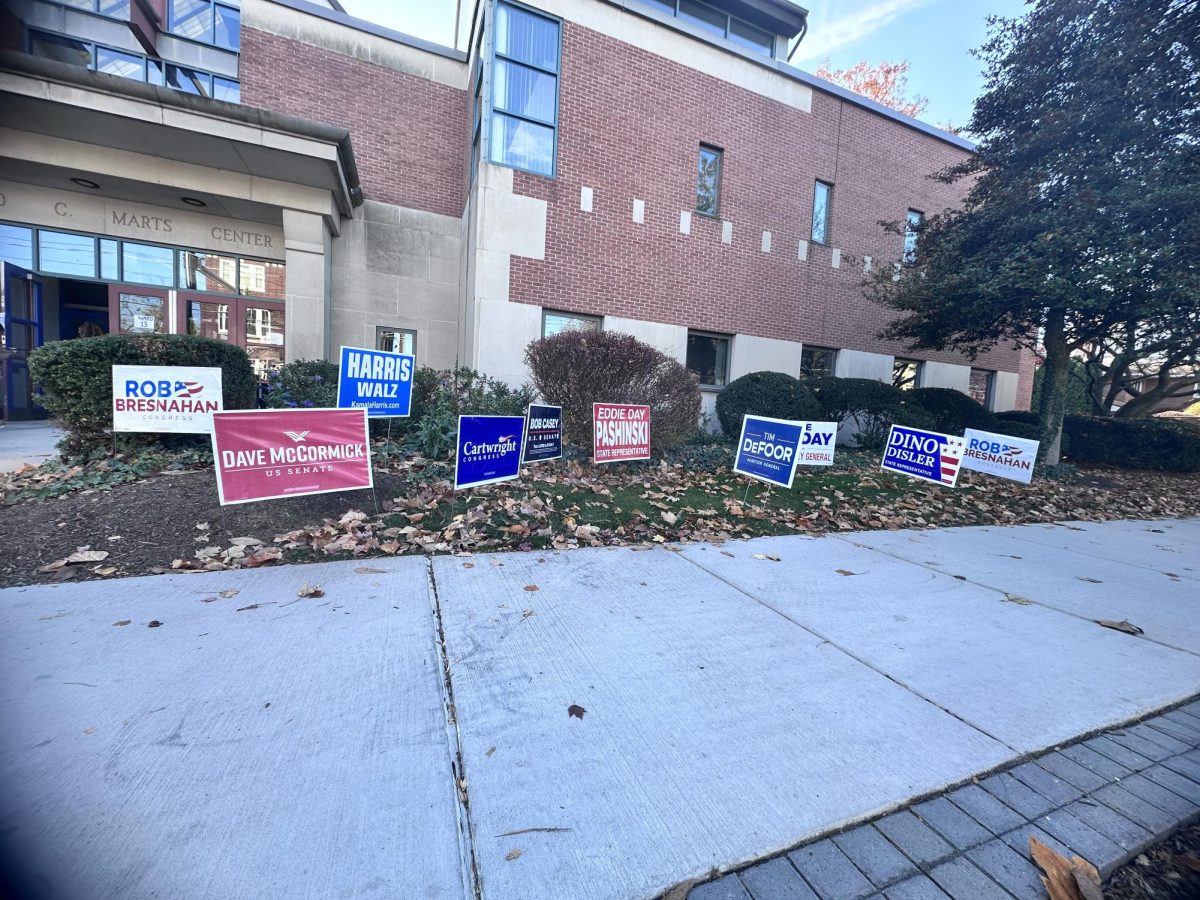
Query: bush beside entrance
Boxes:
[
  {"xmin": 715, "ymin": 372, "xmax": 822, "ymax": 436},
  {"xmin": 28, "ymin": 334, "xmax": 257, "ymax": 455}
]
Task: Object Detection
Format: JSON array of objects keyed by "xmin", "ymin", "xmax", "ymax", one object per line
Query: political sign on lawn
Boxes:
[
  {"xmin": 881, "ymin": 424, "xmax": 965, "ymax": 488},
  {"xmin": 962, "ymin": 428, "xmax": 1039, "ymax": 484},
  {"xmin": 336, "ymin": 346, "xmax": 415, "ymax": 417},
  {"xmin": 455, "ymin": 415, "xmax": 526, "ymax": 490},
  {"xmin": 734, "ymin": 416, "xmax": 837, "ymax": 488},
  {"xmin": 593, "ymin": 403, "xmax": 651, "ymax": 463},
  {"xmin": 211, "ymin": 408, "xmax": 372, "ymax": 505},
  {"xmin": 112, "ymin": 364, "xmax": 222, "ymax": 434},
  {"xmin": 522, "ymin": 404, "xmax": 562, "ymax": 463}
]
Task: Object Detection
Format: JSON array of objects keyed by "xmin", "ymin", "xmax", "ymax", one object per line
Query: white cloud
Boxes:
[{"xmin": 792, "ymin": 0, "xmax": 932, "ymax": 64}]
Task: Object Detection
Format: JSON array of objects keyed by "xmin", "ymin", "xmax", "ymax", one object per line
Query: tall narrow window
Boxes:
[
  {"xmin": 800, "ymin": 346, "xmax": 837, "ymax": 379},
  {"xmin": 904, "ymin": 209, "xmax": 923, "ymax": 264},
  {"xmin": 687, "ymin": 331, "xmax": 731, "ymax": 388},
  {"xmin": 697, "ymin": 145, "xmax": 722, "ymax": 216},
  {"xmin": 892, "ymin": 358, "xmax": 922, "ymax": 391},
  {"xmin": 377, "ymin": 327, "xmax": 417, "ymax": 356},
  {"xmin": 969, "ymin": 369, "xmax": 994, "ymax": 407},
  {"xmin": 489, "ymin": 2, "xmax": 560, "ymax": 177},
  {"xmin": 811, "ymin": 180, "xmax": 832, "ymax": 244}
]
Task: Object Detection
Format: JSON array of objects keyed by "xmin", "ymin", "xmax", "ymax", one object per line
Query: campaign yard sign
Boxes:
[
  {"xmin": 112, "ymin": 364, "xmax": 222, "ymax": 434},
  {"xmin": 733, "ymin": 416, "xmax": 836, "ymax": 488},
  {"xmin": 455, "ymin": 415, "xmax": 526, "ymax": 490},
  {"xmin": 881, "ymin": 424, "xmax": 965, "ymax": 488},
  {"xmin": 593, "ymin": 403, "xmax": 651, "ymax": 463},
  {"xmin": 211, "ymin": 408, "xmax": 372, "ymax": 505},
  {"xmin": 522, "ymin": 404, "xmax": 562, "ymax": 463},
  {"xmin": 336, "ymin": 346, "xmax": 415, "ymax": 417},
  {"xmin": 962, "ymin": 428, "xmax": 1039, "ymax": 484}
]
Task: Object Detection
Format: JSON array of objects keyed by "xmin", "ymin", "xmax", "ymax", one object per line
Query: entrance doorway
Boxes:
[{"xmin": 2, "ymin": 262, "xmax": 44, "ymax": 420}]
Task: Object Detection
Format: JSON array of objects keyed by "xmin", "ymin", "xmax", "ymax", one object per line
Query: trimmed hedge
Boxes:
[
  {"xmin": 1063, "ymin": 415, "xmax": 1200, "ymax": 472},
  {"xmin": 526, "ymin": 330, "xmax": 700, "ymax": 454},
  {"xmin": 714, "ymin": 372, "xmax": 823, "ymax": 437},
  {"xmin": 262, "ymin": 359, "xmax": 338, "ymax": 409},
  {"xmin": 28, "ymin": 334, "xmax": 257, "ymax": 455},
  {"xmin": 805, "ymin": 376, "xmax": 935, "ymax": 451},
  {"xmin": 909, "ymin": 387, "xmax": 999, "ymax": 434},
  {"xmin": 407, "ymin": 366, "xmax": 535, "ymax": 459}
]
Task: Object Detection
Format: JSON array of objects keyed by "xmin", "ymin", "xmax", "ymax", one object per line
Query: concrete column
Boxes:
[{"xmin": 282, "ymin": 209, "xmax": 332, "ymax": 362}]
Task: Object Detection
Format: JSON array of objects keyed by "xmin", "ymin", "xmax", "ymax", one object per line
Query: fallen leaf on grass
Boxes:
[
  {"xmin": 504, "ymin": 849, "xmax": 521, "ymax": 861},
  {"xmin": 148, "ymin": 620, "xmax": 162, "ymax": 628},
  {"xmin": 113, "ymin": 620, "xmax": 131, "ymax": 626},
  {"xmin": 661, "ymin": 511, "xmax": 678, "ymax": 525},
  {"xmin": 297, "ymin": 583, "xmax": 325, "ymax": 598},
  {"xmin": 1096, "ymin": 619, "xmax": 1143, "ymax": 635},
  {"xmin": 567, "ymin": 704, "xmax": 586, "ymax": 720},
  {"xmin": 1029, "ymin": 835, "xmax": 1102, "ymax": 900},
  {"xmin": 752, "ymin": 553, "xmax": 781, "ymax": 562},
  {"xmin": 1076, "ymin": 576, "xmax": 1103, "ymax": 584},
  {"xmin": 354, "ymin": 566, "xmax": 387, "ymax": 574}
]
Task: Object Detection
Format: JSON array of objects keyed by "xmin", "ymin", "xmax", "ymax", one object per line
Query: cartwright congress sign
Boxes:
[{"xmin": 210, "ymin": 408, "xmax": 372, "ymax": 505}]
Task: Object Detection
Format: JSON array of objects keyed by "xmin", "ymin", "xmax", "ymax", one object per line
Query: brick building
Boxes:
[{"xmin": 0, "ymin": 0, "xmax": 1032, "ymax": 421}]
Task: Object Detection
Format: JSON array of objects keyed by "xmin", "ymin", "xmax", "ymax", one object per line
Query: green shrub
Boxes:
[
  {"xmin": 262, "ymin": 359, "xmax": 338, "ymax": 409},
  {"xmin": 714, "ymin": 371, "xmax": 824, "ymax": 437},
  {"xmin": 1063, "ymin": 415, "xmax": 1200, "ymax": 472},
  {"xmin": 995, "ymin": 409, "xmax": 1040, "ymax": 426},
  {"xmin": 525, "ymin": 330, "xmax": 701, "ymax": 454},
  {"xmin": 909, "ymin": 387, "xmax": 999, "ymax": 434},
  {"xmin": 804, "ymin": 376, "xmax": 934, "ymax": 451},
  {"xmin": 28, "ymin": 333, "xmax": 256, "ymax": 455},
  {"xmin": 407, "ymin": 366, "xmax": 535, "ymax": 459},
  {"xmin": 991, "ymin": 420, "xmax": 1041, "ymax": 442}
]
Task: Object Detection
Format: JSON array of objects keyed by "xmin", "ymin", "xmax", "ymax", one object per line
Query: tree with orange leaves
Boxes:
[{"xmin": 813, "ymin": 58, "xmax": 928, "ymax": 119}]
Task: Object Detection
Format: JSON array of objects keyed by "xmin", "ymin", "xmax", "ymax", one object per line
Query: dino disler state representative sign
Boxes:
[{"xmin": 210, "ymin": 408, "xmax": 372, "ymax": 505}]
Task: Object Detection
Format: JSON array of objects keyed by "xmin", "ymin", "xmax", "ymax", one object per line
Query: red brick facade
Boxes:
[
  {"xmin": 509, "ymin": 21, "xmax": 1022, "ymax": 374},
  {"xmin": 239, "ymin": 27, "xmax": 468, "ymax": 219}
]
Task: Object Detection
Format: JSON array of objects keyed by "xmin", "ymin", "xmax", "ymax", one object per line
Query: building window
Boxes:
[
  {"xmin": 643, "ymin": 0, "xmax": 774, "ymax": 56},
  {"xmin": 0, "ymin": 224, "xmax": 35, "ymax": 270},
  {"xmin": 377, "ymin": 327, "xmax": 417, "ymax": 356},
  {"xmin": 489, "ymin": 2, "xmax": 560, "ymax": 178},
  {"xmin": 38, "ymin": 230, "xmax": 96, "ymax": 278},
  {"xmin": 58, "ymin": 0, "xmax": 132, "ymax": 16},
  {"xmin": 800, "ymin": 346, "xmax": 837, "ymax": 379},
  {"xmin": 542, "ymin": 310, "xmax": 601, "ymax": 337},
  {"xmin": 904, "ymin": 209, "xmax": 923, "ymax": 265},
  {"xmin": 811, "ymin": 180, "xmax": 832, "ymax": 244},
  {"xmin": 687, "ymin": 331, "xmax": 730, "ymax": 388},
  {"xmin": 892, "ymin": 358, "xmax": 922, "ymax": 390},
  {"xmin": 969, "ymin": 369, "xmax": 994, "ymax": 407},
  {"xmin": 239, "ymin": 259, "xmax": 286, "ymax": 299},
  {"xmin": 181, "ymin": 250, "xmax": 238, "ymax": 293},
  {"xmin": 122, "ymin": 242, "xmax": 174, "ymax": 286},
  {"xmin": 696, "ymin": 145, "xmax": 722, "ymax": 217},
  {"xmin": 169, "ymin": 0, "xmax": 240, "ymax": 51}
]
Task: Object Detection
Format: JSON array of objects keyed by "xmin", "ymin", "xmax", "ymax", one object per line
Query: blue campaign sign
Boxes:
[
  {"xmin": 336, "ymin": 346, "xmax": 415, "ymax": 418},
  {"xmin": 455, "ymin": 415, "xmax": 526, "ymax": 490},
  {"xmin": 733, "ymin": 415, "xmax": 805, "ymax": 488},
  {"xmin": 880, "ymin": 424, "xmax": 966, "ymax": 488},
  {"xmin": 522, "ymin": 403, "xmax": 562, "ymax": 463}
]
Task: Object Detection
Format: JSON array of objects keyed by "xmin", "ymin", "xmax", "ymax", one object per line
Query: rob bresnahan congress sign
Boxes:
[
  {"xmin": 211, "ymin": 408, "xmax": 372, "ymax": 505},
  {"xmin": 734, "ymin": 416, "xmax": 837, "ymax": 488},
  {"xmin": 522, "ymin": 404, "xmax": 563, "ymax": 463},
  {"xmin": 112, "ymin": 365, "xmax": 222, "ymax": 433},
  {"xmin": 336, "ymin": 346, "xmax": 414, "ymax": 417},
  {"xmin": 593, "ymin": 403, "xmax": 650, "ymax": 463},
  {"xmin": 455, "ymin": 415, "xmax": 526, "ymax": 490},
  {"xmin": 962, "ymin": 428, "xmax": 1039, "ymax": 484},
  {"xmin": 881, "ymin": 424, "xmax": 965, "ymax": 488}
]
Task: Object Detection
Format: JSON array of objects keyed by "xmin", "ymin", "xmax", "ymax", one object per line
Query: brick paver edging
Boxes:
[{"xmin": 681, "ymin": 698, "xmax": 1200, "ymax": 900}]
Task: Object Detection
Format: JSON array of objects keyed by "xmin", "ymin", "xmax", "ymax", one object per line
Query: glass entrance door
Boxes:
[
  {"xmin": 179, "ymin": 293, "xmax": 285, "ymax": 380},
  {"xmin": 108, "ymin": 284, "xmax": 171, "ymax": 336},
  {"xmin": 3, "ymin": 263, "xmax": 45, "ymax": 420}
]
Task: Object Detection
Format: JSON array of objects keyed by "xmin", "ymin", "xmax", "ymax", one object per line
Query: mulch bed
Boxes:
[{"xmin": 1105, "ymin": 822, "xmax": 1200, "ymax": 899}]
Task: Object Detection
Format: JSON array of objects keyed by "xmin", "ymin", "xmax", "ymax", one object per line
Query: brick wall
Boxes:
[
  {"xmin": 1016, "ymin": 346, "xmax": 1039, "ymax": 410},
  {"xmin": 239, "ymin": 27, "xmax": 468, "ymax": 219},
  {"xmin": 509, "ymin": 20, "xmax": 1022, "ymax": 374}
]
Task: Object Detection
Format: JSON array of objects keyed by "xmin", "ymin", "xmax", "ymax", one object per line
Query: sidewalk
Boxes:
[
  {"xmin": 0, "ymin": 420, "xmax": 61, "ymax": 472},
  {"xmin": 0, "ymin": 518, "xmax": 1197, "ymax": 899}
]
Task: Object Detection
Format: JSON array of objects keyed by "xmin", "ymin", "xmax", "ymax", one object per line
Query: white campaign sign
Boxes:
[
  {"xmin": 961, "ymin": 428, "xmax": 1039, "ymax": 484},
  {"xmin": 112, "ymin": 364, "xmax": 223, "ymax": 434}
]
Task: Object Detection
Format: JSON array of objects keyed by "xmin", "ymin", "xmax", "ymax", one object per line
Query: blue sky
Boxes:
[{"xmin": 337, "ymin": 0, "xmax": 1030, "ymax": 130}]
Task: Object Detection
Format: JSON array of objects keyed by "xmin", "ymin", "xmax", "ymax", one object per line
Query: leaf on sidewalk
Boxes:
[
  {"xmin": 113, "ymin": 620, "xmax": 131, "ymax": 626},
  {"xmin": 1029, "ymin": 835, "xmax": 1102, "ymax": 900},
  {"xmin": 297, "ymin": 582, "xmax": 325, "ymax": 598},
  {"xmin": 1096, "ymin": 618, "xmax": 1143, "ymax": 635},
  {"xmin": 524, "ymin": 584, "xmax": 539, "ymax": 592},
  {"xmin": 835, "ymin": 569, "xmax": 860, "ymax": 576},
  {"xmin": 1076, "ymin": 576, "xmax": 1103, "ymax": 584},
  {"xmin": 752, "ymin": 553, "xmax": 781, "ymax": 561},
  {"xmin": 567, "ymin": 704, "xmax": 586, "ymax": 720},
  {"xmin": 504, "ymin": 848, "xmax": 521, "ymax": 861},
  {"xmin": 354, "ymin": 566, "xmax": 387, "ymax": 574}
]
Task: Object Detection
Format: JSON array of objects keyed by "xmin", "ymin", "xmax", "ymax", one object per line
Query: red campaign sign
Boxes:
[
  {"xmin": 593, "ymin": 403, "xmax": 651, "ymax": 463},
  {"xmin": 211, "ymin": 408, "xmax": 372, "ymax": 505}
]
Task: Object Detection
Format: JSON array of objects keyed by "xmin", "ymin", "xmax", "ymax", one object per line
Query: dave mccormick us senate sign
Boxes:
[{"xmin": 210, "ymin": 408, "xmax": 372, "ymax": 505}]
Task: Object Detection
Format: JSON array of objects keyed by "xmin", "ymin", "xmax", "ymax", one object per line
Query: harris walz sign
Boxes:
[
  {"xmin": 522, "ymin": 404, "xmax": 562, "ymax": 463},
  {"xmin": 210, "ymin": 408, "xmax": 372, "ymax": 505},
  {"xmin": 336, "ymin": 346, "xmax": 415, "ymax": 418}
]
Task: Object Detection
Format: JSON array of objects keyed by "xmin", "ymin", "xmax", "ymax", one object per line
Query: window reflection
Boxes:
[{"xmin": 119, "ymin": 293, "xmax": 164, "ymax": 334}]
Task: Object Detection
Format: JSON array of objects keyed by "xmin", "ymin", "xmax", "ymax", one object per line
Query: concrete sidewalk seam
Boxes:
[
  {"xmin": 426, "ymin": 558, "xmax": 484, "ymax": 900},
  {"xmin": 828, "ymin": 531, "xmax": 1200, "ymax": 660},
  {"xmin": 675, "ymin": 546, "xmax": 1020, "ymax": 754}
]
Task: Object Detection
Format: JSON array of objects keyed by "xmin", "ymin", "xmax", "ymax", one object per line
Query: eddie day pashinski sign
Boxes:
[
  {"xmin": 211, "ymin": 408, "xmax": 372, "ymax": 505},
  {"xmin": 112, "ymin": 365, "xmax": 222, "ymax": 433},
  {"xmin": 881, "ymin": 424, "xmax": 965, "ymax": 488},
  {"xmin": 336, "ymin": 346, "xmax": 415, "ymax": 417},
  {"xmin": 593, "ymin": 403, "xmax": 651, "ymax": 463}
]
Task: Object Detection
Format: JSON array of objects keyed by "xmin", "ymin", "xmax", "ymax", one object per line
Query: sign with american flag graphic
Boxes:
[
  {"xmin": 881, "ymin": 424, "xmax": 965, "ymax": 488},
  {"xmin": 112, "ymin": 365, "xmax": 223, "ymax": 434},
  {"xmin": 962, "ymin": 429, "xmax": 1039, "ymax": 484}
]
